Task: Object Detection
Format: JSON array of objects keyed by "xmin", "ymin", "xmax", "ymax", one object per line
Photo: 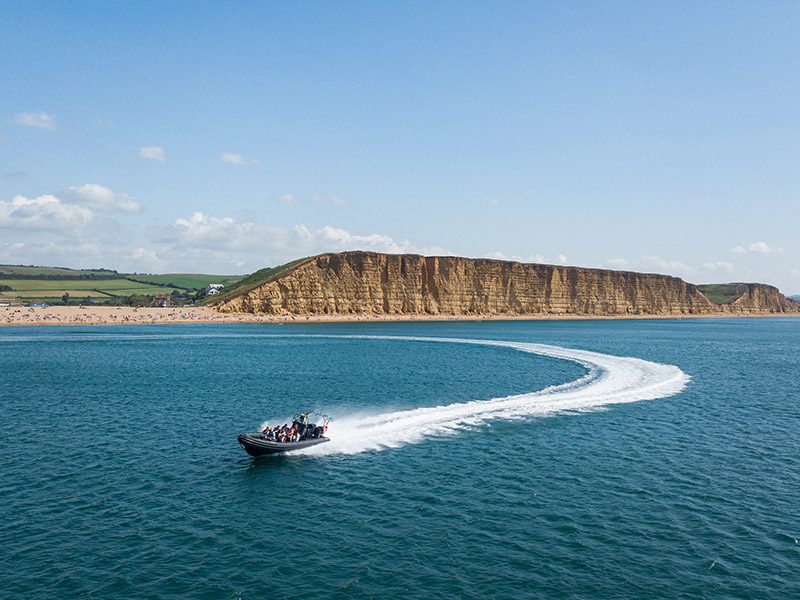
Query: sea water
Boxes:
[{"xmin": 1, "ymin": 319, "xmax": 798, "ymax": 598}]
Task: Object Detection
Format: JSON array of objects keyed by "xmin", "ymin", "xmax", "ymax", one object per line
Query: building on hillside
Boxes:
[
  {"xmin": 206, "ymin": 287, "xmax": 221, "ymax": 296},
  {"xmin": 151, "ymin": 296, "xmax": 172, "ymax": 308}
]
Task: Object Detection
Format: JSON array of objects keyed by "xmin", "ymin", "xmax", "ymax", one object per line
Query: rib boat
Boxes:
[
  {"xmin": 237, "ymin": 433, "xmax": 330, "ymax": 456},
  {"xmin": 238, "ymin": 411, "xmax": 332, "ymax": 456}
]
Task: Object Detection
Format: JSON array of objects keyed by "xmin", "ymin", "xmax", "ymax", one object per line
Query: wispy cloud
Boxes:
[
  {"xmin": 67, "ymin": 184, "xmax": 142, "ymax": 213},
  {"xmin": 13, "ymin": 112, "xmax": 56, "ymax": 130},
  {"xmin": 221, "ymin": 152, "xmax": 258, "ymax": 166},
  {"xmin": 139, "ymin": 146, "xmax": 166, "ymax": 162},
  {"xmin": 279, "ymin": 193, "xmax": 349, "ymax": 207},
  {"xmin": 732, "ymin": 241, "xmax": 783, "ymax": 255}
]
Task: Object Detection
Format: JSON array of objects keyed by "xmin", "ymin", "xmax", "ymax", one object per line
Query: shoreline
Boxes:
[{"xmin": 1, "ymin": 305, "xmax": 799, "ymax": 326}]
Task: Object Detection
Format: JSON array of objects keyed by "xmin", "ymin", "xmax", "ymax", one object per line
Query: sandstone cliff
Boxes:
[{"xmin": 213, "ymin": 252, "xmax": 800, "ymax": 317}]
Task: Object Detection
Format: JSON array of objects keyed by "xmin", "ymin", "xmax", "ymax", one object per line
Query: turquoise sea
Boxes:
[{"xmin": 1, "ymin": 319, "xmax": 798, "ymax": 598}]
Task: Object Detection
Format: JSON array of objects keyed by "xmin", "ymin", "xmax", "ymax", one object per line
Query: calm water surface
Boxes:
[{"xmin": 1, "ymin": 319, "xmax": 798, "ymax": 598}]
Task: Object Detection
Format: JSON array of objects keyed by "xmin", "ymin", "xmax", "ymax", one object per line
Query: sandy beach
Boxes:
[{"xmin": 2, "ymin": 305, "xmax": 797, "ymax": 326}]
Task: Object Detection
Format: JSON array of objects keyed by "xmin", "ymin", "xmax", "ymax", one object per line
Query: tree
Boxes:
[{"xmin": 61, "ymin": 293, "xmax": 70, "ymax": 305}]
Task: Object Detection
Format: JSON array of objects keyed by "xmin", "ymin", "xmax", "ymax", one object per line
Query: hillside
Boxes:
[
  {"xmin": 211, "ymin": 252, "xmax": 800, "ymax": 317},
  {"xmin": 0, "ymin": 264, "xmax": 241, "ymax": 305}
]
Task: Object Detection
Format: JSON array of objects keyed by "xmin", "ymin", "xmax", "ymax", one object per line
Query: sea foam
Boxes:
[{"xmin": 296, "ymin": 335, "xmax": 690, "ymax": 456}]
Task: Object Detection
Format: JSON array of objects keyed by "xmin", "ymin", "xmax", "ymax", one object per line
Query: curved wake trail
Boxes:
[{"xmin": 299, "ymin": 336, "xmax": 690, "ymax": 456}]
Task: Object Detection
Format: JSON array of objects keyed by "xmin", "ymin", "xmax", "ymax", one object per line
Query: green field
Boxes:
[
  {"xmin": 0, "ymin": 266, "xmax": 245, "ymax": 305},
  {"xmin": 127, "ymin": 274, "xmax": 241, "ymax": 290},
  {"xmin": 1, "ymin": 290, "xmax": 112, "ymax": 298},
  {"xmin": 0, "ymin": 264, "xmax": 119, "ymax": 278},
  {"xmin": 1, "ymin": 278, "xmax": 139, "ymax": 291},
  {"xmin": 0, "ymin": 277, "xmax": 186, "ymax": 303},
  {"xmin": 0, "ymin": 278, "xmax": 181, "ymax": 295}
]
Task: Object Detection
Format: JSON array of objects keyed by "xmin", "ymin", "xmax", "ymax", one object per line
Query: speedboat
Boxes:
[
  {"xmin": 238, "ymin": 412, "xmax": 332, "ymax": 456},
  {"xmin": 237, "ymin": 433, "xmax": 329, "ymax": 456}
]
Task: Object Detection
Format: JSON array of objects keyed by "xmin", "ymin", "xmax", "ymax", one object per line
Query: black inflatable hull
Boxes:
[{"xmin": 237, "ymin": 433, "xmax": 330, "ymax": 456}]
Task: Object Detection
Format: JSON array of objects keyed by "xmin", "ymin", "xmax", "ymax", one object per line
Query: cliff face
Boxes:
[
  {"xmin": 724, "ymin": 283, "xmax": 800, "ymax": 314},
  {"xmin": 214, "ymin": 252, "xmax": 800, "ymax": 316}
]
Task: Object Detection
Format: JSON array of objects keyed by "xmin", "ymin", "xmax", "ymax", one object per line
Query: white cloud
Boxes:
[
  {"xmin": 316, "ymin": 225, "xmax": 428, "ymax": 254},
  {"xmin": 279, "ymin": 193, "xmax": 349, "ymax": 207},
  {"xmin": 13, "ymin": 112, "xmax": 56, "ymax": 130},
  {"xmin": 486, "ymin": 197, "xmax": 501, "ymax": 205},
  {"xmin": 732, "ymin": 241, "xmax": 783, "ymax": 255},
  {"xmin": 0, "ymin": 194, "xmax": 95, "ymax": 231},
  {"xmin": 67, "ymin": 183, "xmax": 142, "ymax": 213},
  {"xmin": 130, "ymin": 247, "xmax": 167, "ymax": 272},
  {"xmin": 595, "ymin": 255, "xmax": 752, "ymax": 284},
  {"xmin": 221, "ymin": 152, "xmax": 258, "ymax": 166},
  {"xmin": 487, "ymin": 251, "xmax": 568, "ymax": 265},
  {"xmin": 605, "ymin": 258, "xmax": 630, "ymax": 268},
  {"xmin": 641, "ymin": 256, "xmax": 693, "ymax": 274},
  {"xmin": 699, "ymin": 261, "xmax": 735, "ymax": 274},
  {"xmin": 172, "ymin": 212, "xmax": 301, "ymax": 253},
  {"xmin": 165, "ymin": 212, "xmax": 448, "ymax": 268},
  {"xmin": 279, "ymin": 194, "xmax": 300, "ymax": 205},
  {"xmin": 0, "ymin": 240, "xmax": 105, "ymax": 267},
  {"xmin": 139, "ymin": 146, "xmax": 166, "ymax": 162}
]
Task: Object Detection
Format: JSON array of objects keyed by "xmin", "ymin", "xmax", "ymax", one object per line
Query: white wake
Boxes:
[{"xmin": 285, "ymin": 335, "xmax": 690, "ymax": 456}]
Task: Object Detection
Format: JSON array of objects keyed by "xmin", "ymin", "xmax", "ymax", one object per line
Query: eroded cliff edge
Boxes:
[{"xmin": 213, "ymin": 252, "xmax": 800, "ymax": 317}]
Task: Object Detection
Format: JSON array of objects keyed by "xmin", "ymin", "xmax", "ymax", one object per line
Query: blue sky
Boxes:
[{"xmin": 1, "ymin": 1, "xmax": 798, "ymax": 292}]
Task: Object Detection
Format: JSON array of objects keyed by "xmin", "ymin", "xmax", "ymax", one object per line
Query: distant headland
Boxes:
[
  {"xmin": 208, "ymin": 251, "xmax": 799, "ymax": 318},
  {"xmin": 2, "ymin": 251, "xmax": 798, "ymax": 325}
]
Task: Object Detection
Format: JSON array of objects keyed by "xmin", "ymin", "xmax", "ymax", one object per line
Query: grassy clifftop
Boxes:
[
  {"xmin": 202, "ymin": 258, "xmax": 309, "ymax": 306},
  {"xmin": 696, "ymin": 284, "xmax": 746, "ymax": 304}
]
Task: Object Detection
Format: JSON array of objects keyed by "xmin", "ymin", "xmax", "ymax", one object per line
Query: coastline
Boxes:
[{"xmin": 1, "ymin": 305, "xmax": 798, "ymax": 326}]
